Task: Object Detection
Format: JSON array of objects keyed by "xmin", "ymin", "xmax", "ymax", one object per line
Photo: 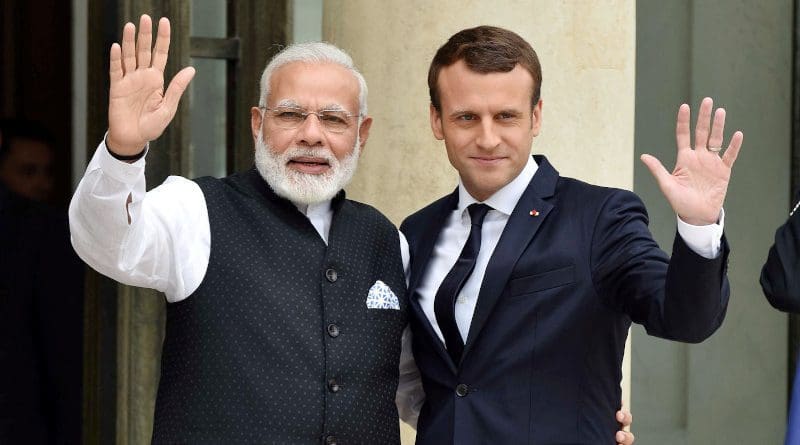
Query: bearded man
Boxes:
[{"xmin": 69, "ymin": 15, "xmax": 420, "ymax": 444}]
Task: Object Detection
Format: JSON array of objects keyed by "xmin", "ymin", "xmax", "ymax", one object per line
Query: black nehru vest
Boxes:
[{"xmin": 151, "ymin": 168, "xmax": 408, "ymax": 444}]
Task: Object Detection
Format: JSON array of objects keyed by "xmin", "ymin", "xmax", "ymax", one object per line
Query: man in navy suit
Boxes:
[
  {"xmin": 761, "ymin": 193, "xmax": 800, "ymax": 444},
  {"xmin": 400, "ymin": 26, "xmax": 742, "ymax": 444}
]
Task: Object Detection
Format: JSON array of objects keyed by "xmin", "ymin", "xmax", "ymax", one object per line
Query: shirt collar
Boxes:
[
  {"xmin": 294, "ymin": 199, "xmax": 332, "ymax": 217},
  {"xmin": 457, "ymin": 155, "xmax": 538, "ymax": 217}
]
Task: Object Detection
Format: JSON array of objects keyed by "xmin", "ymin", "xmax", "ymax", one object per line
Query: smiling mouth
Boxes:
[
  {"xmin": 471, "ymin": 156, "xmax": 506, "ymax": 164},
  {"xmin": 288, "ymin": 156, "xmax": 331, "ymax": 174}
]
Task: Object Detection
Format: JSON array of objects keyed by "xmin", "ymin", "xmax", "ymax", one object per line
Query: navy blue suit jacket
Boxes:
[{"xmin": 400, "ymin": 156, "xmax": 730, "ymax": 444}]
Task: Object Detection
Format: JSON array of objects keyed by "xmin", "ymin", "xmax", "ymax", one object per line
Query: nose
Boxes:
[
  {"xmin": 296, "ymin": 113, "xmax": 325, "ymax": 146},
  {"xmin": 475, "ymin": 121, "xmax": 501, "ymax": 150}
]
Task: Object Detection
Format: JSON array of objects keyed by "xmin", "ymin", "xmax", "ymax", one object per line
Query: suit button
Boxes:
[
  {"xmin": 455, "ymin": 383, "xmax": 469, "ymax": 397},
  {"xmin": 325, "ymin": 435, "xmax": 337, "ymax": 445},
  {"xmin": 328, "ymin": 379, "xmax": 340, "ymax": 393},
  {"xmin": 325, "ymin": 268, "xmax": 338, "ymax": 282},
  {"xmin": 327, "ymin": 323, "xmax": 340, "ymax": 338}
]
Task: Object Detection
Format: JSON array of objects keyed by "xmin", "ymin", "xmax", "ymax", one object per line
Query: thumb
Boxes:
[
  {"xmin": 163, "ymin": 66, "xmax": 196, "ymax": 115},
  {"xmin": 640, "ymin": 153, "xmax": 671, "ymax": 189}
]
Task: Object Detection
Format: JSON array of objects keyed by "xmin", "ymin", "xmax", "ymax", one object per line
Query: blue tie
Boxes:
[{"xmin": 434, "ymin": 203, "xmax": 491, "ymax": 365}]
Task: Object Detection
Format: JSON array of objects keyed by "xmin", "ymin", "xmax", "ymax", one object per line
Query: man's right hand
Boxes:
[{"xmin": 107, "ymin": 14, "xmax": 195, "ymax": 155}]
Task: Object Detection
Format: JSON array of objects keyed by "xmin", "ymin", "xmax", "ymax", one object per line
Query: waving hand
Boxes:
[
  {"xmin": 640, "ymin": 97, "xmax": 743, "ymax": 225},
  {"xmin": 106, "ymin": 15, "xmax": 195, "ymax": 156}
]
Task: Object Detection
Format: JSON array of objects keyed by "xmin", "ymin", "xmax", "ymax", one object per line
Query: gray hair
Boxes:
[{"xmin": 258, "ymin": 42, "xmax": 368, "ymax": 116}]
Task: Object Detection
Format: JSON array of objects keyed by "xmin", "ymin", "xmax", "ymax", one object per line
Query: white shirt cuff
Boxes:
[
  {"xmin": 97, "ymin": 134, "xmax": 148, "ymax": 185},
  {"xmin": 676, "ymin": 208, "xmax": 725, "ymax": 259}
]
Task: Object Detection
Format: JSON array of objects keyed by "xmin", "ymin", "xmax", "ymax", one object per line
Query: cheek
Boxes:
[
  {"xmin": 330, "ymin": 137, "xmax": 358, "ymax": 160},
  {"xmin": 264, "ymin": 131, "xmax": 291, "ymax": 153}
]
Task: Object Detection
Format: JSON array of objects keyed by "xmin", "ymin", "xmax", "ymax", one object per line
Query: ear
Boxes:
[
  {"xmin": 531, "ymin": 99, "xmax": 543, "ymax": 137},
  {"xmin": 250, "ymin": 107, "xmax": 264, "ymax": 145},
  {"xmin": 430, "ymin": 103, "xmax": 444, "ymax": 140},
  {"xmin": 357, "ymin": 116, "xmax": 373, "ymax": 153}
]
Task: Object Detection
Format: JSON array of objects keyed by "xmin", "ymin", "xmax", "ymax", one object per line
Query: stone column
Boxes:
[{"xmin": 324, "ymin": 1, "xmax": 636, "ymax": 441}]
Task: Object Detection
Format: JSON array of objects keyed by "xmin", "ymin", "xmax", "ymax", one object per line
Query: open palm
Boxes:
[
  {"xmin": 107, "ymin": 15, "xmax": 195, "ymax": 156},
  {"xmin": 641, "ymin": 97, "xmax": 743, "ymax": 226}
]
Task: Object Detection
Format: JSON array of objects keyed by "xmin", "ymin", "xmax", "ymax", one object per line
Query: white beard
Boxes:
[{"xmin": 254, "ymin": 132, "xmax": 361, "ymax": 205}]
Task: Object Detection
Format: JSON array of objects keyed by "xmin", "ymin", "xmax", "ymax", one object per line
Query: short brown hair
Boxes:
[{"xmin": 428, "ymin": 25, "xmax": 542, "ymax": 112}]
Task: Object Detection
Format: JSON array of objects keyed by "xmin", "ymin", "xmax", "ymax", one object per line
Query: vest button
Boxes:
[
  {"xmin": 325, "ymin": 268, "xmax": 338, "ymax": 282},
  {"xmin": 455, "ymin": 383, "xmax": 469, "ymax": 397},
  {"xmin": 328, "ymin": 379, "xmax": 341, "ymax": 393},
  {"xmin": 324, "ymin": 435, "xmax": 337, "ymax": 445},
  {"xmin": 327, "ymin": 323, "xmax": 340, "ymax": 338}
]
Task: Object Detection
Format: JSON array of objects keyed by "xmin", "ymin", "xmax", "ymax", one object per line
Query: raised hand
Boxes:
[
  {"xmin": 107, "ymin": 15, "xmax": 195, "ymax": 156},
  {"xmin": 640, "ymin": 97, "xmax": 743, "ymax": 225}
]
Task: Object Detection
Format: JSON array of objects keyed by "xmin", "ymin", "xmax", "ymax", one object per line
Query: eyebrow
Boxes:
[
  {"xmin": 274, "ymin": 99, "xmax": 347, "ymax": 112},
  {"xmin": 447, "ymin": 108, "xmax": 523, "ymax": 118}
]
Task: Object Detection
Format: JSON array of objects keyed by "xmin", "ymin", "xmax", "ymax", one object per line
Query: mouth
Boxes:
[
  {"xmin": 288, "ymin": 156, "xmax": 331, "ymax": 175},
  {"xmin": 471, "ymin": 156, "xmax": 506, "ymax": 166}
]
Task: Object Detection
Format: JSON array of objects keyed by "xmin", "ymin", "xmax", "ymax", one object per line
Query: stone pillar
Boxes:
[{"xmin": 324, "ymin": 1, "xmax": 636, "ymax": 441}]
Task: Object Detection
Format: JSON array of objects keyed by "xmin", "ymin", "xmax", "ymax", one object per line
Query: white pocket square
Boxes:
[{"xmin": 366, "ymin": 280, "xmax": 400, "ymax": 310}]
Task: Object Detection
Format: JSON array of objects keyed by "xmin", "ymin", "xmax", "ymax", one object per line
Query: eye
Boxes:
[
  {"xmin": 497, "ymin": 111, "xmax": 518, "ymax": 120},
  {"xmin": 320, "ymin": 112, "xmax": 348, "ymax": 125},
  {"xmin": 276, "ymin": 110, "xmax": 305, "ymax": 121},
  {"xmin": 456, "ymin": 113, "xmax": 477, "ymax": 122}
]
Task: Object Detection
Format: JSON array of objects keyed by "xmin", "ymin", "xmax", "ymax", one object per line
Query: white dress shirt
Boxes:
[
  {"xmin": 415, "ymin": 156, "xmax": 725, "ymax": 343},
  {"xmin": 69, "ymin": 140, "xmax": 422, "ymax": 426}
]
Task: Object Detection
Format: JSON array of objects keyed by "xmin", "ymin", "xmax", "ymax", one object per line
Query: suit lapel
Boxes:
[
  {"xmin": 408, "ymin": 189, "xmax": 460, "ymax": 374},
  {"xmin": 461, "ymin": 156, "xmax": 559, "ymax": 361}
]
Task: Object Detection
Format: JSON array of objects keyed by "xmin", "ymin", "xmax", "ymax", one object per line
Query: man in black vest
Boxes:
[{"xmin": 70, "ymin": 15, "xmax": 418, "ymax": 444}]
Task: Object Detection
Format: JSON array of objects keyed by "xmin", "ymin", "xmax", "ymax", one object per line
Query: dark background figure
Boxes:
[
  {"xmin": 761, "ymin": 193, "xmax": 800, "ymax": 444},
  {"xmin": 0, "ymin": 119, "xmax": 55, "ymax": 203},
  {"xmin": 0, "ymin": 119, "xmax": 84, "ymax": 444},
  {"xmin": 762, "ymin": 193, "xmax": 800, "ymax": 313}
]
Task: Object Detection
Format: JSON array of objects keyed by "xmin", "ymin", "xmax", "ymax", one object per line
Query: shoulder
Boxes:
[
  {"xmin": 555, "ymin": 175, "xmax": 645, "ymax": 214},
  {"xmin": 192, "ymin": 169, "xmax": 260, "ymax": 201},
  {"xmin": 343, "ymin": 198, "xmax": 396, "ymax": 230},
  {"xmin": 400, "ymin": 194, "xmax": 452, "ymax": 235}
]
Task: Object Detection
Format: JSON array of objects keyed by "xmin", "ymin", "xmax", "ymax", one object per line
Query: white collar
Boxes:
[{"xmin": 294, "ymin": 199, "xmax": 332, "ymax": 217}]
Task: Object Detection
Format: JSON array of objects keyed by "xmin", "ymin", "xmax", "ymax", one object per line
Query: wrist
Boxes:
[
  {"xmin": 105, "ymin": 135, "xmax": 146, "ymax": 162},
  {"xmin": 679, "ymin": 216, "xmax": 711, "ymax": 226}
]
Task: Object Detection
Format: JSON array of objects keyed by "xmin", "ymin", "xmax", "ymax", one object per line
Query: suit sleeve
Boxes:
[
  {"xmin": 760, "ymin": 196, "xmax": 800, "ymax": 312},
  {"xmin": 590, "ymin": 190, "xmax": 729, "ymax": 343}
]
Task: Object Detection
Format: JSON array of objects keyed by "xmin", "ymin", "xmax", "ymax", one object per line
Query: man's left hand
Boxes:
[{"xmin": 641, "ymin": 97, "xmax": 743, "ymax": 225}]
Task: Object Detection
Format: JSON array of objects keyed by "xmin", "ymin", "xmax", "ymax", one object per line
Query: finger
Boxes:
[
  {"xmin": 121, "ymin": 22, "xmax": 136, "ymax": 75},
  {"xmin": 136, "ymin": 14, "xmax": 153, "ymax": 68},
  {"xmin": 161, "ymin": 66, "xmax": 196, "ymax": 118},
  {"xmin": 151, "ymin": 17, "xmax": 171, "ymax": 72},
  {"xmin": 707, "ymin": 108, "xmax": 726, "ymax": 151},
  {"xmin": 616, "ymin": 430, "xmax": 635, "ymax": 445},
  {"xmin": 109, "ymin": 43, "xmax": 123, "ymax": 83},
  {"xmin": 616, "ymin": 409, "xmax": 633, "ymax": 427},
  {"xmin": 694, "ymin": 97, "xmax": 713, "ymax": 150},
  {"xmin": 675, "ymin": 103, "xmax": 691, "ymax": 151},
  {"xmin": 721, "ymin": 130, "xmax": 743, "ymax": 168}
]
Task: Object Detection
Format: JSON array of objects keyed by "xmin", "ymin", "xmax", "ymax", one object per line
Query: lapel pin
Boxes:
[{"xmin": 529, "ymin": 209, "xmax": 540, "ymax": 217}]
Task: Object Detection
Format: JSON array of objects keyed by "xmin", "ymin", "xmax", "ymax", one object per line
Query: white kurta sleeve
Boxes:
[{"xmin": 68, "ymin": 139, "xmax": 210, "ymax": 302}]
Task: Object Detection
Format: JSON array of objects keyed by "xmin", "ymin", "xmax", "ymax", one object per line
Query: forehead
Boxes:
[
  {"xmin": 437, "ymin": 60, "xmax": 534, "ymax": 111},
  {"xmin": 269, "ymin": 61, "xmax": 360, "ymax": 110},
  {"xmin": 5, "ymin": 138, "xmax": 53, "ymax": 163}
]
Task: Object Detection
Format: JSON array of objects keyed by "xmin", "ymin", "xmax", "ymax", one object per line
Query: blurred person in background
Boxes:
[{"xmin": 0, "ymin": 118, "xmax": 84, "ymax": 444}]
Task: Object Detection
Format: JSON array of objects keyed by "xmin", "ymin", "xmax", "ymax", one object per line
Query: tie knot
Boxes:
[{"xmin": 467, "ymin": 203, "xmax": 491, "ymax": 227}]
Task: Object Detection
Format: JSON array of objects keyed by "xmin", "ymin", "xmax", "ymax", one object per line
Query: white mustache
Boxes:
[{"xmin": 283, "ymin": 147, "xmax": 337, "ymax": 167}]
